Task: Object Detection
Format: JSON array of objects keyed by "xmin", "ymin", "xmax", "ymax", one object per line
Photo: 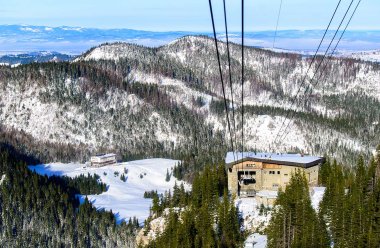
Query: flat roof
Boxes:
[
  {"xmin": 225, "ymin": 152, "xmax": 324, "ymax": 168},
  {"xmin": 92, "ymin": 153, "xmax": 116, "ymax": 159}
]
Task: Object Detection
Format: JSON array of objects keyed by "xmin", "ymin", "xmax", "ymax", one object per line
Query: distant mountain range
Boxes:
[
  {"xmin": 0, "ymin": 25, "xmax": 379, "ymax": 55},
  {"xmin": 0, "ymin": 51, "xmax": 75, "ymax": 66}
]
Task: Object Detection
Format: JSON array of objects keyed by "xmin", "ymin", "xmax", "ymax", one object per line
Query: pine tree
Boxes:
[
  {"xmin": 165, "ymin": 169, "xmax": 171, "ymax": 182},
  {"xmin": 267, "ymin": 169, "xmax": 330, "ymax": 248}
]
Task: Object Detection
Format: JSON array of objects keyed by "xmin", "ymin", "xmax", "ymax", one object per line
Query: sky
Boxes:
[{"xmin": 0, "ymin": 0, "xmax": 379, "ymax": 32}]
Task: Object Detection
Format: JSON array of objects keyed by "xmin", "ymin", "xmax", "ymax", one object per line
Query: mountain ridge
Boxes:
[{"xmin": 0, "ymin": 35, "xmax": 379, "ymax": 166}]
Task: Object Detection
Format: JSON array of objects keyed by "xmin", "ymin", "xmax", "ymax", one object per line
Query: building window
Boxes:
[
  {"xmin": 269, "ymin": 171, "xmax": 276, "ymax": 174},
  {"xmin": 249, "ymin": 171, "xmax": 256, "ymax": 175},
  {"xmin": 277, "ymin": 171, "xmax": 280, "ymax": 174},
  {"xmin": 284, "ymin": 174, "xmax": 288, "ymax": 176},
  {"xmin": 228, "ymin": 168, "xmax": 232, "ymax": 173},
  {"xmin": 243, "ymin": 178, "xmax": 256, "ymax": 185},
  {"xmin": 273, "ymin": 183, "xmax": 279, "ymax": 188}
]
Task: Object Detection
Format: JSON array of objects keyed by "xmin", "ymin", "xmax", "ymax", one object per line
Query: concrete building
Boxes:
[
  {"xmin": 90, "ymin": 153, "xmax": 117, "ymax": 167},
  {"xmin": 226, "ymin": 152, "xmax": 324, "ymax": 200}
]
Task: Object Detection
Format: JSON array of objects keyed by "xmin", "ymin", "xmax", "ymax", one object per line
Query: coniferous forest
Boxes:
[
  {"xmin": 267, "ymin": 146, "xmax": 380, "ymax": 248},
  {"xmin": 145, "ymin": 164, "xmax": 242, "ymax": 248},
  {"xmin": 0, "ymin": 143, "xmax": 137, "ymax": 247},
  {"xmin": 2, "ymin": 122, "xmax": 380, "ymax": 247}
]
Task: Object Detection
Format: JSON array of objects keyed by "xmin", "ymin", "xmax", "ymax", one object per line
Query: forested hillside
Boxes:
[
  {"xmin": 0, "ymin": 143, "xmax": 137, "ymax": 247},
  {"xmin": 0, "ymin": 36, "xmax": 379, "ymax": 168},
  {"xmin": 140, "ymin": 164, "xmax": 243, "ymax": 247},
  {"xmin": 267, "ymin": 145, "xmax": 380, "ymax": 247}
]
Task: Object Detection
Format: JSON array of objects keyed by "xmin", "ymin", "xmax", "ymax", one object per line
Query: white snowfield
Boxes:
[{"xmin": 28, "ymin": 159, "xmax": 189, "ymax": 224}]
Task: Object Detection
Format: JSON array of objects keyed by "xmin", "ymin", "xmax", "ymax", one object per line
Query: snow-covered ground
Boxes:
[
  {"xmin": 28, "ymin": 159, "xmax": 189, "ymax": 224},
  {"xmin": 245, "ymin": 233, "xmax": 268, "ymax": 248},
  {"xmin": 0, "ymin": 174, "xmax": 5, "ymax": 185},
  {"xmin": 341, "ymin": 50, "xmax": 380, "ymax": 63},
  {"xmin": 235, "ymin": 197, "xmax": 272, "ymax": 232},
  {"xmin": 311, "ymin": 187, "xmax": 326, "ymax": 211}
]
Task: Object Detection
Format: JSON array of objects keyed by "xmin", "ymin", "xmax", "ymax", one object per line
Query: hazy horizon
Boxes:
[
  {"xmin": 1, "ymin": 25, "xmax": 380, "ymax": 55},
  {"xmin": 1, "ymin": 0, "xmax": 379, "ymax": 31}
]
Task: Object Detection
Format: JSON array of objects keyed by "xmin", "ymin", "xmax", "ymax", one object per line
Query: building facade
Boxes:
[
  {"xmin": 90, "ymin": 153, "xmax": 117, "ymax": 167},
  {"xmin": 226, "ymin": 152, "xmax": 324, "ymax": 197}
]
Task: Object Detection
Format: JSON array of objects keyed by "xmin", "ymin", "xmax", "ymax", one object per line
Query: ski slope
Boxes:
[{"xmin": 28, "ymin": 158, "xmax": 189, "ymax": 224}]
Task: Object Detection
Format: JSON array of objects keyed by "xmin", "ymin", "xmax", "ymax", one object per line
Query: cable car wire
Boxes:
[
  {"xmin": 208, "ymin": 0, "xmax": 236, "ymax": 159},
  {"xmin": 272, "ymin": 0, "xmax": 346, "ymax": 149},
  {"xmin": 276, "ymin": 0, "xmax": 360, "ymax": 146},
  {"xmin": 273, "ymin": 0, "xmax": 284, "ymax": 48},
  {"xmin": 223, "ymin": 0, "xmax": 238, "ymax": 158},
  {"xmin": 241, "ymin": 0, "xmax": 245, "ymax": 158}
]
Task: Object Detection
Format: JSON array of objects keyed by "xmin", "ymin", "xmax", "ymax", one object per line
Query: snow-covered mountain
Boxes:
[
  {"xmin": 0, "ymin": 51, "xmax": 75, "ymax": 65},
  {"xmin": 1, "ymin": 36, "xmax": 379, "ymax": 164}
]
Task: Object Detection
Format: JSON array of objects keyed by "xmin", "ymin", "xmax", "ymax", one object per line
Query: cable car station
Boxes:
[{"xmin": 226, "ymin": 152, "xmax": 324, "ymax": 203}]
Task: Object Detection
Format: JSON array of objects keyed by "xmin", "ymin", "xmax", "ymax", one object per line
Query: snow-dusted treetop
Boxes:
[{"xmin": 225, "ymin": 152, "xmax": 323, "ymax": 168}]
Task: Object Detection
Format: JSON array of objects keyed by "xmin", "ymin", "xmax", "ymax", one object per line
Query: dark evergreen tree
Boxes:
[
  {"xmin": 267, "ymin": 169, "xmax": 330, "ymax": 248},
  {"xmin": 165, "ymin": 168, "xmax": 171, "ymax": 182}
]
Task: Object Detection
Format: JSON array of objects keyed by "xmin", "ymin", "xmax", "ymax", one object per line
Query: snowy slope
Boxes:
[
  {"xmin": 28, "ymin": 159, "xmax": 189, "ymax": 224},
  {"xmin": 235, "ymin": 197, "xmax": 272, "ymax": 232},
  {"xmin": 344, "ymin": 50, "xmax": 380, "ymax": 63},
  {"xmin": 77, "ymin": 43, "xmax": 149, "ymax": 62}
]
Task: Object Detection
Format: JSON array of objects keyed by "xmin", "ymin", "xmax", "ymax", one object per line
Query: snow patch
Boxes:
[
  {"xmin": 235, "ymin": 197, "xmax": 272, "ymax": 232},
  {"xmin": 0, "ymin": 175, "xmax": 6, "ymax": 185},
  {"xmin": 311, "ymin": 187, "xmax": 326, "ymax": 211},
  {"xmin": 245, "ymin": 233, "xmax": 268, "ymax": 248}
]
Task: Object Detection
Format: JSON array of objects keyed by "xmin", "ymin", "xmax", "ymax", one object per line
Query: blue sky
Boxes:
[{"xmin": 0, "ymin": 0, "xmax": 379, "ymax": 31}]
